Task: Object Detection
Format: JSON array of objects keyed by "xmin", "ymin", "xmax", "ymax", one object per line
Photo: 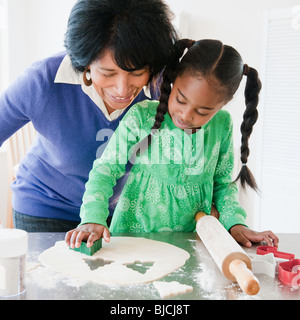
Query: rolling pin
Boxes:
[{"xmin": 195, "ymin": 212, "xmax": 260, "ymax": 295}]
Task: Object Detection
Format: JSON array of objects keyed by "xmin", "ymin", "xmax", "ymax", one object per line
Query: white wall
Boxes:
[
  {"xmin": 6, "ymin": 0, "xmax": 76, "ymax": 83},
  {"xmin": 26, "ymin": 0, "xmax": 76, "ymax": 64}
]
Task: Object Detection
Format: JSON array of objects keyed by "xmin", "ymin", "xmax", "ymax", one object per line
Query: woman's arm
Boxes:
[{"xmin": 0, "ymin": 64, "xmax": 43, "ymax": 145}]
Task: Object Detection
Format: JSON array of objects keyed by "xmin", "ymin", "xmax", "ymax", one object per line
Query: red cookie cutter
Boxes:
[
  {"xmin": 257, "ymin": 246, "xmax": 295, "ymax": 260},
  {"xmin": 278, "ymin": 259, "xmax": 300, "ymax": 287}
]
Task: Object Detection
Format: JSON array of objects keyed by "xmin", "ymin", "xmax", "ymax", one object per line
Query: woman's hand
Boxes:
[
  {"xmin": 230, "ymin": 224, "xmax": 279, "ymax": 248},
  {"xmin": 65, "ymin": 223, "xmax": 111, "ymax": 249}
]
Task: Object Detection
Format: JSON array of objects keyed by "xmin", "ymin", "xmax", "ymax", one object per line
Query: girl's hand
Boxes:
[
  {"xmin": 210, "ymin": 205, "xmax": 220, "ymax": 219},
  {"xmin": 230, "ymin": 225, "xmax": 279, "ymax": 248},
  {"xmin": 65, "ymin": 223, "xmax": 111, "ymax": 249}
]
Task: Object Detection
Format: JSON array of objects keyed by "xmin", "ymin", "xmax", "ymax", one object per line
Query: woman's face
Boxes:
[{"xmin": 89, "ymin": 50, "xmax": 151, "ymax": 114}]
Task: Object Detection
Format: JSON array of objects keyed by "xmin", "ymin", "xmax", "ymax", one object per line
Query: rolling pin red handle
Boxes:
[{"xmin": 229, "ymin": 259, "xmax": 260, "ymax": 296}]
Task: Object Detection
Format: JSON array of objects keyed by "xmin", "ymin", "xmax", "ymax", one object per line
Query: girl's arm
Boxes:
[
  {"xmin": 66, "ymin": 103, "xmax": 153, "ymax": 247},
  {"xmin": 212, "ymin": 115, "xmax": 247, "ymax": 231}
]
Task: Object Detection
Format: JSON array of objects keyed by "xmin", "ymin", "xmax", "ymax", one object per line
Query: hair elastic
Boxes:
[
  {"xmin": 179, "ymin": 48, "xmax": 189, "ymax": 63},
  {"xmin": 243, "ymin": 64, "xmax": 250, "ymax": 76}
]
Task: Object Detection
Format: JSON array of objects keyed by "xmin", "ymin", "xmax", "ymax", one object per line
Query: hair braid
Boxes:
[
  {"xmin": 152, "ymin": 39, "xmax": 195, "ymax": 131},
  {"xmin": 235, "ymin": 66, "xmax": 262, "ymax": 191},
  {"xmin": 152, "ymin": 69, "xmax": 172, "ymax": 130}
]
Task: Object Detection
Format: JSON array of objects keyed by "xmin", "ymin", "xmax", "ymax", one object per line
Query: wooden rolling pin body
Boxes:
[{"xmin": 196, "ymin": 212, "xmax": 260, "ymax": 295}]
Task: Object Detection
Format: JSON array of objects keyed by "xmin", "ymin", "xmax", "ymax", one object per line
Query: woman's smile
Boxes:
[{"xmin": 105, "ymin": 90, "xmax": 137, "ymax": 104}]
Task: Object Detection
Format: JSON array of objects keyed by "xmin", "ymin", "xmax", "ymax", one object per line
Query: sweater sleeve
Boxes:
[
  {"xmin": 212, "ymin": 114, "xmax": 248, "ymax": 231},
  {"xmin": 79, "ymin": 102, "xmax": 153, "ymax": 227},
  {"xmin": 0, "ymin": 61, "xmax": 46, "ymax": 146}
]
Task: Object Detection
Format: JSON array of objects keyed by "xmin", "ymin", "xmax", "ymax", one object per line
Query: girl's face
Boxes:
[
  {"xmin": 168, "ymin": 73, "xmax": 226, "ymax": 131},
  {"xmin": 89, "ymin": 50, "xmax": 151, "ymax": 115}
]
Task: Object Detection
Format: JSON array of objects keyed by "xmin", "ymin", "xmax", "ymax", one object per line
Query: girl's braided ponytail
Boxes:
[{"xmin": 234, "ymin": 65, "xmax": 262, "ymax": 191}]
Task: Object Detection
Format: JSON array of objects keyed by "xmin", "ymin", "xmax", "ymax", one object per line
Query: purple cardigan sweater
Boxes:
[{"xmin": 0, "ymin": 52, "xmax": 158, "ymax": 222}]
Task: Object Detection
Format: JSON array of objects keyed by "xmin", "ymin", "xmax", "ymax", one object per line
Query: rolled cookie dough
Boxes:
[
  {"xmin": 38, "ymin": 237, "xmax": 190, "ymax": 284},
  {"xmin": 153, "ymin": 281, "xmax": 193, "ymax": 298}
]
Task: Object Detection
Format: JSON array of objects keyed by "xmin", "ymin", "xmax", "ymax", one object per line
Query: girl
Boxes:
[{"xmin": 66, "ymin": 39, "xmax": 279, "ymax": 248}]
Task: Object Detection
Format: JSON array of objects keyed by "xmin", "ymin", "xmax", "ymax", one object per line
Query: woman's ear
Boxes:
[{"xmin": 83, "ymin": 66, "xmax": 93, "ymax": 87}]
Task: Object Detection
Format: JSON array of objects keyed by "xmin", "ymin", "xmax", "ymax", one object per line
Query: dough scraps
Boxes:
[
  {"xmin": 153, "ymin": 281, "xmax": 193, "ymax": 298},
  {"xmin": 38, "ymin": 237, "xmax": 190, "ymax": 285}
]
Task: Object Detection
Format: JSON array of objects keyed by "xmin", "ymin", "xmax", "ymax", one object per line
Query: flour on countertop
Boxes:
[{"xmin": 192, "ymin": 239, "xmax": 260, "ymax": 300}]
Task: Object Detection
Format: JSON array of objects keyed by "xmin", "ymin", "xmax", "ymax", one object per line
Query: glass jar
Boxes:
[{"xmin": 0, "ymin": 229, "xmax": 28, "ymax": 298}]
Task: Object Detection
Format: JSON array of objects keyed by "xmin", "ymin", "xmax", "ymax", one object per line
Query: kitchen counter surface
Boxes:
[{"xmin": 6, "ymin": 232, "xmax": 300, "ymax": 300}]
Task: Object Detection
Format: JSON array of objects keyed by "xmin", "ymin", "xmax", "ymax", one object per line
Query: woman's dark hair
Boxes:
[
  {"xmin": 64, "ymin": 0, "xmax": 178, "ymax": 82},
  {"xmin": 152, "ymin": 39, "xmax": 262, "ymax": 191}
]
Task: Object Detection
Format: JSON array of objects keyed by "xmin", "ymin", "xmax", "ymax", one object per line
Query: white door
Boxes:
[{"xmin": 255, "ymin": 7, "xmax": 300, "ymax": 232}]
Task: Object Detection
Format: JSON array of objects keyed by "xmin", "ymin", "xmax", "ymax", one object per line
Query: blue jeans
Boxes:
[{"xmin": 13, "ymin": 209, "xmax": 80, "ymax": 233}]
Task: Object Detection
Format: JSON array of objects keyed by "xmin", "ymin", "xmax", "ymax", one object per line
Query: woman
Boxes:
[{"xmin": 0, "ymin": 0, "xmax": 178, "ymax": 232}]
